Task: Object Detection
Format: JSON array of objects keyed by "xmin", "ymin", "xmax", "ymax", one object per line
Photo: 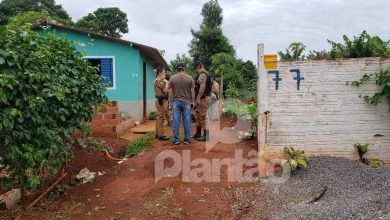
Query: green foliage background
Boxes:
[
  {"xmin": 279, "ymin": 31, "xmax": 390, "ymax": 61},
  {"xmin": 171, "ymin": 0, "xmax": 258, "ymax": 101},
  {"xmin": 0, "ymin": 28, "xmax": 107, "ymax": 190},
  {"xmin": 0, "ymin": 0, "xmax": 71, "ymax": 25},
  {"xmin": 75, "ymin": 7, "xmax": 129, "ymax": 38},
  {"xmin": 0, "ymin": 0, "xmax": 129, "ymax": 38}
]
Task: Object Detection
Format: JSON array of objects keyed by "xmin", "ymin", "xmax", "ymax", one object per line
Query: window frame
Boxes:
[{"xmin": 84, "ymin": 56, "xmax": 116, "ymax": 90}]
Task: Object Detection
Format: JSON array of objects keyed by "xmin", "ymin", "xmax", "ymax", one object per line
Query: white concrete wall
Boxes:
[
  {"xmin": 258, "ymin": 55, "xmax": 390, "ymax": 164},
  {"xmin": 118, "ymin": 99, "xmax": 156, "ymax": 121}
]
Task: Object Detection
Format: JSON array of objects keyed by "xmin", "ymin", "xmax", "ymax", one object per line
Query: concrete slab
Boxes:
[{"xmin": 129, "ymin": 120, "xmax": 156, "ymax": 134}]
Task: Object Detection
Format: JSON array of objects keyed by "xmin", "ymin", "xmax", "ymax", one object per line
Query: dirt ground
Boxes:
[{"xmin": 13, "ymin": 116, "xmax": 259, "ymax": 220}]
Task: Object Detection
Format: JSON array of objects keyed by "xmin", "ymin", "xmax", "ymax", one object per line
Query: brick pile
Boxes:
[{"xmin": 91, "ymin": 101, "xmax": 122, "ymax": 137}]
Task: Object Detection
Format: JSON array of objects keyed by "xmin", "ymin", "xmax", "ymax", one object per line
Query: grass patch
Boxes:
[
  {"xmin": 126, "ymin": 132, "xmax": 156, "ymax": 157},
  {"xmin": 149, "ymin": 111, "xmax": 157, "ymax": 120}
]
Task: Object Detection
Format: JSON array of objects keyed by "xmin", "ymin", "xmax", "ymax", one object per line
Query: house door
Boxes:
[{"xmin": 143, "ymin": 62, "xmax": 147, "ymax": 119}]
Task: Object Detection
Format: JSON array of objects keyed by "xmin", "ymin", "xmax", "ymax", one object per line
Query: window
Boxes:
[{"xmin": 85, "ymin": 57, "xmax": 115, "ymax": 89}]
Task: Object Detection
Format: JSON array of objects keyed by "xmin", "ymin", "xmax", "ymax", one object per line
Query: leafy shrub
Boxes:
[
  {"xmin": 225, "ymin": 83, "xmax": 240, "ymax": 99},
  {"xmin": 78, "ymin": 137, "xmax": 112, "ymax": 153},
  {"xmin": 328, "ymin": 31, "xmax": 390, "ymax": 59},
  {"xmin": 149, "ymin": 111, "xmax": 157, "ymax": 120},
  {"xmin": 354, "ymin": 143, "xmax": 384, "ymax": 168},
  {"xmin": 349, "ymin": 68, "xmax": 390, "ymax": 111},
  {"xmin": 126, "ymin": 132, "xmax": 155, "ymax": 157},
  {"xmin": 223, "ymin": 101, "xmax": 257, "ymax": 124},
  {"xmin": 5, "ymin": 11, "xmax": 74, "ymax": 30},
  {"xmin": 281, "ymin": 31, "xmax": 389, "ymax": 61},
  {"xmin": 0, "ymin": 28, "xmax": 107, "ymax": 190},
  {"xmin": 307, "ymin": 50, "xmax": 330, "ymax": 60},
  {"xmin": 282, "ymin": 146, "xmax": 308, "ymax": 172},
  {"xmin": 76, "ymin": 122, "xmax": 112, "ymax": 152},
  {"xmin": 278, "ymin": 42, "xmax": 306, "ymax": 61}
]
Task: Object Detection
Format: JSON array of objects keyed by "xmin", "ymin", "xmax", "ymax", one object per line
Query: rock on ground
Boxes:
[{"xmin": 0, "ymin": 188, "xmax": 21, "ymax": 210}]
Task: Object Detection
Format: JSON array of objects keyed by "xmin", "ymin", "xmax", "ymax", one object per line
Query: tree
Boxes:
[
  {"xmin": 201, "ymin": 0, "xmax": 222, "ymax": 28},
  {"xmin": 76, "ymin": 7, "xmax": 129, "ymax": 38},
  {"xmin": 6, "ymin": 11, "xmax": 51, "ymax": 29},
  {"xmin": 0, "ymin": 27, "xmax": 107, "ymax": 191},
  {"xmin": 189, "ymin": 0, "xmax": 235, "ymax": 69},
  {"xmin": 210, "ymin": 53, "xmax": 257, "ymax": 100},
  {"xmin": 75, "ymin": 13, "xmax": 100, "ymax": 32},
  {"xmin": 169, "ymin": 53, "xmax": 195, "ymax": 77},
  {"xmin": 236, "ymin": 59, "xmax": 257, "ymax": 91},
  {"xmin": 210, "ymin": 53, "xmax": 239, "ymax": 98},
  {"xmin": 0, "ymin": 0, "xmax": 71, "ymax": 25},
  {"xmin": 6, "ymin": 10, "xmax": 73, "ymax": 30}
]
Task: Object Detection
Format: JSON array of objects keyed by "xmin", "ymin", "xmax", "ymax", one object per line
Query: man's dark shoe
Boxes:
[
  {"xmin": 173, "ymin": 141, "xmax": 180, "ymax": 145},
  {"xmin": 196, "ymin": 129, "xmax": 209, "ymax": 141},
  {"xmin": 158, "ymin": 136, "xmax": 170, "ymax": 141},
  {"xmin": 184, "ymin": 140, "xmax": 191, "ymax": 145},
  {"xmin": 191, "ymin": 127, "xmax": 202, "ymax": 139},
  {"xmin": 196, "ymin": 136, "xmax": 206, "ymax": 141}
]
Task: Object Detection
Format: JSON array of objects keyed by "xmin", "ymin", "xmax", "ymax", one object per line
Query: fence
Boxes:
[{"xmin": 257, "ymin": 44, "xmax": 390, "ymax": 173}]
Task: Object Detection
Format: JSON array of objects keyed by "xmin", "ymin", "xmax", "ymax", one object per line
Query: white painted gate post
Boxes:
[{"xmin": 257, "ymin": 43, "xmax": 269, "ymax": 175}]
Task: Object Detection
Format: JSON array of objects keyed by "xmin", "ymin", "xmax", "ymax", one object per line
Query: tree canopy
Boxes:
[
  {"xmin": 169, "ymin": 53, "xmax": 195, "ymax": 77},
  {"xmin": 210, "ymin": 53, "xmax": 257, "ymax": 100},
  {"xmin": 76, "ymin": 7, "xmax": 129, "ymax": 38},
  {"xmin": 0, "ymin": 1, "xmax": 130, "ymax": 38},
  {"xmin": 184, "ymin": 0, "xmax": 258, "ymax": 100},
  {"xmin": 188, "ymin": 0, "xmax": 235, "ymax": 69},
  {"xmin": 201, "ymin": 0, "xmax": 223, "ymax": 28},
  {"xmin": 0, "ymin": 0, "xmax": 71, "ymax": 25}
]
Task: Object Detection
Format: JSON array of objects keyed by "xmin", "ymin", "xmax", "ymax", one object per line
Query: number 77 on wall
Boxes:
[{"xmin": 267, "ymin": 69, "xmax": 304, "ymax": 91}]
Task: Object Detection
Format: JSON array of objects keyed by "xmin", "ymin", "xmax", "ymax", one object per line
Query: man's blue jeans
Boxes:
[{"xmin": 172, "ymin": 100, "xmax": 192, "ymax": 143}]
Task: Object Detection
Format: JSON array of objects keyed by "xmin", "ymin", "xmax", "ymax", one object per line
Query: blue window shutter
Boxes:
[{"xmin": 100, "ymin": 58, "xmax": 113, "ymax": 87}]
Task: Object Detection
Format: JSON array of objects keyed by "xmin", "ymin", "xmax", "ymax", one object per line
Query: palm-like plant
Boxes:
[
  {"xmin": 289, "ymin": 42, "xmax": 306, "ymax": 60},
  {"xmin": 278, "ymin": 42, "xmax": 306, "ymax": 61},
  {"xmin": 282, "ymin": 146, "xmax": 308, "ymax": 172}
]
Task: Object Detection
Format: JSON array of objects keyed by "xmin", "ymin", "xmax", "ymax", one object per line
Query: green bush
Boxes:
[
  {"xmin": 78, "ymin": 137, "xmax": 112, "ymax": 153},
  {"xmin": 223, "ymin": 101, "xmax": 258, "ymax": 126},
  {"xmin": 354, "ymin": 143, "xmax": 384, "ymax": 168},
  {"xmin": 281, "ymin": 31, "xmax": 389, "ymax": 61},
  {"xmin": 126, "ymin": 132, "xmax": 155, "ymax": 157},
  {"xmin": 225, "ymin": 83, "xmax": 240, "ymax": 99},
  {"xmin": 282, "ymin": 146, "xmax": 308, "ymax": 172},
  {"xmin": 149, "ymin": 111, "xmax": 157, "ymax": 120},
  {"xmin": 0, "ymin": 28, "xmax": 107, "ymax": 190}
]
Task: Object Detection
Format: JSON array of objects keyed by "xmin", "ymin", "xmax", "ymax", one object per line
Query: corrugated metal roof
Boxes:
[{"xmin": 44, "ymin": 22, "xmax": 169, "ymax": 69}]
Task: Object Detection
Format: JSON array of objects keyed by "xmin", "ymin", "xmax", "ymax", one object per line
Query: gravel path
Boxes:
[{"xmin": 232, "ymin": 156, "xmax": 390, "ymax": 219}]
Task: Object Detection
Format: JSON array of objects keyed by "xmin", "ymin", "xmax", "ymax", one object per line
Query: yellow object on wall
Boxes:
[{"xmin": 264, "ymin": 54, "xmax": 277, "ymax": 70}]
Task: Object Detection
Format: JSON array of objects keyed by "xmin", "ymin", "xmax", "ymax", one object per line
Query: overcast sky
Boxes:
[{"xmin": 56, "ymin": 0, "xmax": 390, "ymax": 63}]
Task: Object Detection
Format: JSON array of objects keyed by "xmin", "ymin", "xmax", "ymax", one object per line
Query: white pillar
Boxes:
[{"xmin": 257, "ymin": 43, "xmax": 269, "ymax": 175}]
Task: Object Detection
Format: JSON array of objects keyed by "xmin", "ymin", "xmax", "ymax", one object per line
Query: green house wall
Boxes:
[{"xmin": 39, "ymin": 28, "xmax": 157, "ymax": 103}]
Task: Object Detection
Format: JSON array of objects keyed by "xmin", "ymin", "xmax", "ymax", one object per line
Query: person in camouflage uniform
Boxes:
[
  {"xmin": 154, "ymin": 66, "xmax": 169, "ymax": 141},
  {"xmin": 193, "ymin": 62, "xmax": 212, "ymax": 141}
]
